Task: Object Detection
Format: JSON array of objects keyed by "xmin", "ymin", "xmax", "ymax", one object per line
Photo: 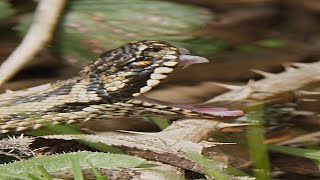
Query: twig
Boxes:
[
  {"xmin": 204, "ymin": 61, "xmax": 320, "ymax": 106},
  {"xmin": 0, "ymin": 0, "xmax": 67, "ymax": 86},
  {"xmin": 44, "ymin": 119, "xmax": 245, "ymax": 173}
]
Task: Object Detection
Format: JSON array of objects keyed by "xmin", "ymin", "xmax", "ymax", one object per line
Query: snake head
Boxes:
[{"xmin": 81, "ymin": 40, "xmax": 208, "ymax": 102}]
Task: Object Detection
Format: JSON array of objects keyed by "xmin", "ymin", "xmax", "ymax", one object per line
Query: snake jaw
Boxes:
[
  {"xmin": 131, "ymin": 43, "xmax": 210, "ymax": 97},
  {"xmin": 135, "ymin": 95, "xmax": 244, "ymax": 118},
  {"xmin": 178, "ymin": 55, "xmax": 209, "ymax": 69},
  {"xmin": 132, "ymin": 47, "xmax": 210, "ymax": 97},
  {"xmin": 177, "ymin": 46, "xmax": 209, "ymax": 68}
]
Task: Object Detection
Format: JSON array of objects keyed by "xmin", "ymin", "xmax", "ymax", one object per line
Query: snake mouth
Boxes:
[
  {"xmin": 133, "ymin": 50, "xmax": 209, "ymax": 97},
  {"xmin": 178, "ymin": 54, "xmax": 209, "ymax": 68},
  {"xmin": 135, "ymin": 51, "xmax": 243, "ymax": 117},
  {"xmin": 135, "ymin": 95, "xmax": 244, "ymax": 117},
  {"xmin": 177, "ymin": 47, "xmax": 209, "ymax": 68}
]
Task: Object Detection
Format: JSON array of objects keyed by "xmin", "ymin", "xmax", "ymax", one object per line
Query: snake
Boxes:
[{"xmin": 0, "ymin": 40, "xmax": 241, "ymax": 134}]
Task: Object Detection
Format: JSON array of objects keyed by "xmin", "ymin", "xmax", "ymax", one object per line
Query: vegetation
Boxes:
[{"xmin": 0, "ymin": 0, "xmax": 319, "ymax": 179}]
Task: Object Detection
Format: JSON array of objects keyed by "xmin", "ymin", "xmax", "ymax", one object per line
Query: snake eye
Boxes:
[
  {"xmin": 152, "ymin": 47, "xmax": 162, "ymax": 52},
  {"xmin": 147, "ymin": 47, "xmax": 162, "ymax": 52}
]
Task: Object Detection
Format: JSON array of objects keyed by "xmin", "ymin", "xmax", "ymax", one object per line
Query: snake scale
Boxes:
[{"xmin": 0, "ymin": 40, "xmax": 221, "ymax": 134}]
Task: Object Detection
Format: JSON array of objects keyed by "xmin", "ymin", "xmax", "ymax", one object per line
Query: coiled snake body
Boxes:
[{"xmin": 0, "ymin": 40, "xmax": 216, "ymax": 134}]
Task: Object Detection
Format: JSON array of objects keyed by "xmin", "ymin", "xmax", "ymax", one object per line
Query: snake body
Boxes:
[{"xmin": 0, "ymin": 40, "xmax": 209, "ymax": 134}]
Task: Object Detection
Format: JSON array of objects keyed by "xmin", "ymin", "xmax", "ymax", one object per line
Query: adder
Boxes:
[{"xmin": 0, "ymin": 40, "xmax": 242, "ymax": 134}]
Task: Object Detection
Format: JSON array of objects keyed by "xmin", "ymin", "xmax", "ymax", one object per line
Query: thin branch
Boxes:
[
  {"xmin": 204, "ymin": 61, "xmax": 320, "ymax": 106},
  {"xmin": 0, "ymin": 0, "xmax": 67, "ymax": 86},
  {"xmin": 44, "ymin": 119, "xmax": 245, "ymax": 173}
]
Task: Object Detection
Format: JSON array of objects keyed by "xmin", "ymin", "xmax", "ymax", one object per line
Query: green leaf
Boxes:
[
  {"xmin": 71, "ymin": 156, "xmax": 85, "ymax": 180},
  {"xmin": 268, "ymin": 145, "xmax": 320, "ymax": 161},
  {"xmin": 26, "ymin": 124, "xmax": 83, "ymax": 136},
  {"xmin": 0, "ymin": 169, "xmax": 30, "ymax": 179},
  {"xmin": 36, "ymin": 165, "xmax": 53, "ymax": 180},
  {"xmin": 27, "ymin": 173, "xmax": 43, "ymax": 180},
  {"xmin": 246, "ymin": 105, "xmax": 271, "ymax": 180},
  {"xmin": 0, "ymin": 0, "xmax": 15, "ymax": 19},
  {"xmin": 185, "ymin": 151, "xmax": 232, "ymax": 180},
  {"xmin": 175, "ymin": 36, "xmax": 228, "ymax": 56},
  {"xmin": 53, "ymin": 0, "xmax": 214, "ymax": 64},
  {"xmin": 144, "ymin": 117, "xmax": 170, "ymax": 130},
  {"xmin": 87, "ymin": 161, "xmax": 108, "ymax": 180},
  {"xmin": 256, "ymin": 38, "xmax": 287, "ymax": 48},
  {"xmin": 236, "ymin": 44, "xmax": 259, "ymax": 52},
  {"xmin": 18, "ymin": 0, "xmax": 228, "ymax": 63},
  {"xmin": 0, "ymin": 151, "xmax": 146, "ymax": 179}
]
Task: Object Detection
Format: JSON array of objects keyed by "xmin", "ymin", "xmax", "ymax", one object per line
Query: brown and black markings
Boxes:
[{"xmin": 0, "ymin": 40, "xmax": 206, "ymax": 134}]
